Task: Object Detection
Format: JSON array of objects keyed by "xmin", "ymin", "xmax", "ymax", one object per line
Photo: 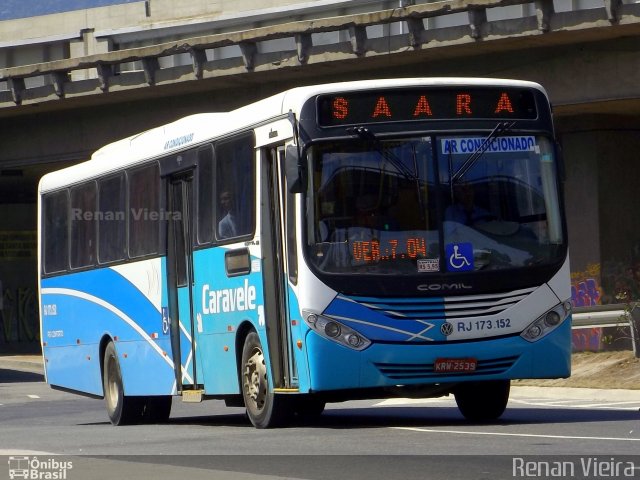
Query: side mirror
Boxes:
[{"xmin": 285, "ymin": 144, "xmax": 305, "ymax": 194}]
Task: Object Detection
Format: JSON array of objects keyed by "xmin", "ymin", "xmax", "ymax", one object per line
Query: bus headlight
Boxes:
[
  {"xmin": 521, "ymin": 301, "xmax": 571, "ymax": 343},
  {"xmin": 302, "ymin": 310, "xmax": 371, "ymax": 351}
]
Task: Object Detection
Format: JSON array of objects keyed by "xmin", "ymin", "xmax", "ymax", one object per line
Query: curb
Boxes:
[{"xmin": 0, "ymin": 356, "xmax": 44, "ymax": 375}]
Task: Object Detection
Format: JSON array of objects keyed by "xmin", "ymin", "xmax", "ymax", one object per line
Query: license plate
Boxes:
[{"xmin": 434, "ymin": 358, "xmax": 477, "ymax": 373}]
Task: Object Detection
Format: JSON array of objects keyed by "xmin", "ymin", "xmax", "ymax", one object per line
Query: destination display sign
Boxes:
[{"xmin": 317, "ymin": 87, "xmax": 537, "ymax": 126}]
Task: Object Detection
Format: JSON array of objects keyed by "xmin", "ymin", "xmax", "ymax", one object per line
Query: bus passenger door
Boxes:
[
  {"xmin": 166, "ymin": 173, "xmax": 198, "ymax": 393},
  {"xmin": 261, "ymin": 146, "xmax": 298, "ymax": 389}
]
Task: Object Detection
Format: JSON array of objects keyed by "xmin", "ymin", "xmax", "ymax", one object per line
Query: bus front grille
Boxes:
[
  {"xmin": 373, "ymin": 355, "xmax": 519, "ymax": 380},
  {"xmin": 349, "ymin": 287, "xmax": 536, "ymax": 320}
]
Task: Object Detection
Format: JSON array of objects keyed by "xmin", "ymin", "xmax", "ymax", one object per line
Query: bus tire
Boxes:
[
  {"xmin": 103, "ymin": 341, "xmax": 143, "ymax": 426},
  {"xmin": 240, "ymin": 331, "xmax": 289, "ymax": 428},
  {"xmin": 454, "ymin": 380, "xmax": 510, "ymax": 422}
]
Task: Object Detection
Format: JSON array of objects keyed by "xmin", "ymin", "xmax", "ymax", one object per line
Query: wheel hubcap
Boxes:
[
  {"xmin": 244, "ymin": 347, "xmax": 267, "ymax": 412},
  {"xmin": 106, "ymin": 355, "xmax": 119, "ymax": 411}
]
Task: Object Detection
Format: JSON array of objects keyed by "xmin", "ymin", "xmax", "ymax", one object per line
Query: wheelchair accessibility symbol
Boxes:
[{"xmin": 445, "ymin": 243, "xmax": 474, "ymax": 272}]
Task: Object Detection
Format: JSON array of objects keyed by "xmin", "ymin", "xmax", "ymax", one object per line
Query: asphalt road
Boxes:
[{"xmin": 1, "ymin": 368, "xmax": 639, "ymax": 480}]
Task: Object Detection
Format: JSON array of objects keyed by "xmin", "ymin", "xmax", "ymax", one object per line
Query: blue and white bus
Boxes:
[{"xmin": 38, "ymin": 78, "xmax": 571, "ymax": 428}]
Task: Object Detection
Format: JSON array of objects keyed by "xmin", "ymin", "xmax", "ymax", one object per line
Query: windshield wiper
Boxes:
[
  {"xmin": 347, "ymin": 126, "xmax": 417, "ymax": 181},
  {"xmin": 451, "ymin": 121, "xmax": 515, "ymax": 184}
]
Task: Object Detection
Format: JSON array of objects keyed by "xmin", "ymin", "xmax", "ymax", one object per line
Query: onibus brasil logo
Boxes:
[{"xmin": 8, "ymin": 456, "xmax": 73, "ymax": 479}]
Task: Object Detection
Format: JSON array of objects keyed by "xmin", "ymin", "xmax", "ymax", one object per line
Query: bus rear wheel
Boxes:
[
  {"xmin": 241, "ymin": 331, "xmax": 288, "ymax": 428},
  {"xmin": 103, "ymin": 341, "xmax": 143, "ymax": 425},
  {"xmin": 454, "ymin": 380, "xmax": 510, "ymax": 422}
]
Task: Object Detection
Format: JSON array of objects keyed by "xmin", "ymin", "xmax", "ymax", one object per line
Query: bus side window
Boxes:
[
  {"xmin": 43, "ymin": 190, "xmax": 69, "ymax": 274},
  {"xmin": 128, "ymin": 163, "xmax": 160, "ymax": 257},
  {"xmin": 70, "ymin": 181, "xmax": 97, "ymax": 269},
  {"xmin": 197, "ymin": 145, "xmax": 215, "ymax": 245},
  {"xmin": 98, "ymin": 174, "xmax": 126, "ymax": 264},
  {"xmin": 215, "ymin": 134, "xmax": 255, "ymax": 241}
]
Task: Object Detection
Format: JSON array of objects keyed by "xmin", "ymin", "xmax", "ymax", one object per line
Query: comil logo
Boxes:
[{"xmin": 8, "ymin": 456, "xmax": 73, "ymax": 479}]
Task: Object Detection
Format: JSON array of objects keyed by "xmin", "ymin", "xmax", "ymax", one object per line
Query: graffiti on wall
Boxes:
[
  {"xmin": 571, "ymin": 263, "xmax": 602, "ymax": 307},
  {"xmin": 601, "ymin": 259, "xmax": 640, "ymax": 304},
  {"xmin": 572, "ymin": 327, "xmax": 603, "ymax": 352},
  {"xmin": 0, "ymin": 286, "xmax": 39, "ymax": 343}
]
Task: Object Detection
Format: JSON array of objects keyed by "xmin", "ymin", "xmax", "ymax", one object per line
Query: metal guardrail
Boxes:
[
  {"xmin": 572, "ymin": 304, "xmax": 630, "ymax": 328},
  {"xmin": 572, "ymin": 303, "xmax": 640, "ymax": 356}
]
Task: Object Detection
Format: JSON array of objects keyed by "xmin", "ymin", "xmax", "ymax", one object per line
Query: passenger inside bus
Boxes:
[{"xmin": 218, "ymin": 190, "xmax": 238, "ymax": 238}]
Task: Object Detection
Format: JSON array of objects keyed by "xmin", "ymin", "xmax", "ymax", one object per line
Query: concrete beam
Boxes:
[
  {"xmin": 239, "ymin": 42, "xmax": 257, "ymax": 71},
  {"xmin": 468, "ymin": 8, "xmax": 487, "ymax": 40},
  {"xmin": 605, "ymin": 0, "xmax": 623, "ymax": 24},
  {"xmin": 349, "ymin": 25, "xmax": 367, "ymax": 56},
  {"xmin": 534, "ymin": 0, "xmax": 554, "ymax": 33},
  {"xmin": 0, "ymin": 0, "xmax": 527, "ymax": 79},
  {"xmin": 142, "ymin": 57, "xmax": 160, "ymax": 85},
  {"xmin": 52, "ymin": 72, "xmax": 67, "ymax": 98},
  {"xmin": 96, "ymin": 63, "xmax": 112, "ymax": 92},
  {"xmin": 406, "ymin": 17, "xmax": 425, "ymax": 48},
  {"xmin": 8, "ymin": 78, "xmax": 25, "ymax": 105},
  {"xmin": 190, "ymin": 49, "xmax": 207, "ymax": 80},
  {"xmin": 295, "ymin": 33, "xmax": 313, "ymax": 65}
]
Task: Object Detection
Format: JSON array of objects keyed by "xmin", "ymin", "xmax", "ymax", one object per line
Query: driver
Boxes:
[{"xmin": 445, "ymin": 182, "xmax": 492, "ymax": 226}]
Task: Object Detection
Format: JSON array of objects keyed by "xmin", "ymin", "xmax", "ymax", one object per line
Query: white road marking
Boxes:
[
  {"xmin": 375, "ymin": 397, "xmax": 640, "ymax": 411},
  {"xmin": 374, "ymin": 398, "xmax": 451, "ymax": 406},
  {"xmin": 394, "ymin": 426, "xmax": 640, "ymax": 442},
  {"xmin": 27, "ymin": 395, "xmax": 40, "ymax": 399},
  {"xmin": 578, "ymin": 400, "xmax": 640, "ymax": 408},
  {"xmin": 0, "ymin": 449, "xmax": 57, "ymax": 455},
  {"xmin": 510, "ymin": 398, "xmax": 640, "ymax": 410}
]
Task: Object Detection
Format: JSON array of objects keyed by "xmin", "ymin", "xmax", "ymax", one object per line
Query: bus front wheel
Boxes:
[
  {"xmin": 103, "ymin": 341, "xmax": 143, "ymax": 425},
  {"xmin": 454, "ymin": 380, "xmax": 510, "ymax": 422},
  {"xmin": 241, "ymin": 331, "xmax": 288, "ymax": 428}
]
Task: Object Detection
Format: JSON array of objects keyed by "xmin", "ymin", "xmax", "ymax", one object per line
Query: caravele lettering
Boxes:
[
  {"xmin": 417, "ymin": 283, "xmax": 472, "ymax": 291},
  {"xmin": 202, "ymin": 280, "xmax": 257, "ymax": 314}
]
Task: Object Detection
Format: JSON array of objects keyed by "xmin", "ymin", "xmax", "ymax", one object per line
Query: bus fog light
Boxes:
[
  {"xmin": 347, "ymin": 334, "xmax": 361, "ymax": 347},
  {"xmin": 527, "ymin": 325, "xmax": 542, "ymax": 339},
  {"xmin": 307, "ymin": 313, "xmax": 318, "ymax": 327},
  {"xmin": 544, "ymin": 311, "xmax": 561, "ymax": 326},
  {"xmin": 325, "ymin": 322, "xmax": 341, "ymax": 338}
]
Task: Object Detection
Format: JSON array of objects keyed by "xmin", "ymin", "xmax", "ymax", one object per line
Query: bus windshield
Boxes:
[{"xmin": 305, "ymin": 134, "xmax": 564, "ymax": 275}]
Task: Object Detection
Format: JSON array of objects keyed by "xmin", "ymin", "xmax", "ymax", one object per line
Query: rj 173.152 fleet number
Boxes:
[{"xmin": 457, "ymin": 318, "xmax": 511, "ymax": 332}]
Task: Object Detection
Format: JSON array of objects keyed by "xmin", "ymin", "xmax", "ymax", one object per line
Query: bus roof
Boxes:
[{"xmin": 39, "ymin": 77, "xmax": 546, "ymax": 194}]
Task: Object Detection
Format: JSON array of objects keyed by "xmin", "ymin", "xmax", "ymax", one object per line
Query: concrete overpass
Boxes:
[{"xmin": 1, "ymin": 0, "xmax": 640, "ymax": 349}]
